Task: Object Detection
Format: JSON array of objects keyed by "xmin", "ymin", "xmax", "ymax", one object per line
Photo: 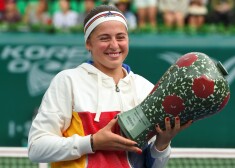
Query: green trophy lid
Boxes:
[{"xmin": 217, "ymin": 61, "xmax": 228, "ymax": 76}]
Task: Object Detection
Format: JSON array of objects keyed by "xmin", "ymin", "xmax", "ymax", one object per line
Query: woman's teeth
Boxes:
[{"xmin": 108, "ymin": 52, "xmax": 120, "ymax": 57}]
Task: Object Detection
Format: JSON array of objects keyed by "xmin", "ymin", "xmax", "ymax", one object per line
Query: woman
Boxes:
[
  {"xmin": 1, "ymin": 0, "xmax": 21, "ymax": 24},
  {"xmin": 207, "ymin": 0, "xmax": 234, "ymax": 26},
  {"xmin": 114, "ymin": 0, "xmax": 137, "ymax": 31},
  {"xmin": 134, "ymin": 0, "xmax": 158, "ymax": 30},
  {"xmin": 28, "ymin": 5, "xmax": 192, "ymax": 168},
  {"xmin": 52, "ymin": 0, "xmax": 78, "ymax": 28},
  {"xmin": 187, "ymin": 0, "xmax": 208, "ymax": 29},
  {"xmin": 159, "ymin": 0, "xmax": 189, "ymax": 30},
  {"xmin": 23, "ymin": 0, "xmax": 51, "ymax": 26}
]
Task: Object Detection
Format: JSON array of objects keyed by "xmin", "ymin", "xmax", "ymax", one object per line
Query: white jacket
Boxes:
[{"xmin": 28, "ymin": 63, "xmax": 171, "ymax": 168}]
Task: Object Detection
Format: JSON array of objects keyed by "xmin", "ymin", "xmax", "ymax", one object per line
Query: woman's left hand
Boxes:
[{"xmin": 155, "ymin": 116, "xmax": 192, "ymax": 151}]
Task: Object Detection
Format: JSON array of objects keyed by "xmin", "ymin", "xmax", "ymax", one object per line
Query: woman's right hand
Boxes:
[{"xmin": 92, "ymin": 118, "xmax": 142, "ymax": 154}]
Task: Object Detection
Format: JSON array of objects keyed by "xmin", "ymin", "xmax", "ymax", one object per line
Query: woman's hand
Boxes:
[
  {"xmin": 92, "ymin": 118, "xmax": 142, "ymax": 154},
  {"xmin": 155, "ymin": 116, "xmax": 192, "ymax": 151}
]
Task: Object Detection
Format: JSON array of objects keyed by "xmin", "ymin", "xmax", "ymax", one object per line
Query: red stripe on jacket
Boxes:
[{"xmin": 78, "ymin": 111, "xmax": 131, "ymax": 168}]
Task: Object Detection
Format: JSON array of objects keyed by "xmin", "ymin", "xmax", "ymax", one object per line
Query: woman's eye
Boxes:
[
  {"xmin": 100, "ymin": 37, "xmax": 109, "ymax": 41},
  {"xmin": 117, "ymin": 36, "xmax": 125, "ymax": 40},
  {"xmin": 100, "ymin": 38, "xmax": 108, "ymax": 41}
]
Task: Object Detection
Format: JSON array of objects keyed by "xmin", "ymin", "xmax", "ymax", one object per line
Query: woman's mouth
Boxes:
[{"xmin": 107, "ymin": 52, "xmax": 122, "ymax": 58}]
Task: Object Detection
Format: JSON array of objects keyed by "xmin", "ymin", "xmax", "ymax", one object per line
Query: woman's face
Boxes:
[
  {"xmin": 59, "ymin": 0, "xmax": 70, "ymax": 12},
  {"xmin": 86, "ymin": 20, "xmax": 129, "ymax": 72}
]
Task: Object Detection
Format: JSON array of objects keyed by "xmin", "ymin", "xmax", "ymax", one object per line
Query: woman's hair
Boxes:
[{"xmin": 84, "ymin": 5, "xmax": 122, "ymax": 27}]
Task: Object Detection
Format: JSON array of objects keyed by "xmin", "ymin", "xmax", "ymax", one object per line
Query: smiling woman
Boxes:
[
  {"xmin": 86, "ymin": 20, "xmax": 129, "ymax": 81},
  {"xmin": 27, "ymin": 5, "xmax": 192, "ymax": 168}
]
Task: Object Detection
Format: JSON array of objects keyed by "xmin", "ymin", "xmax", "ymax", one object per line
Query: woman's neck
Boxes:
[
  {"xmin": 98, "ymin": 66, "xmax": 126, "ymax": 84},
  {"xmin": 112, "ymin": 68, "xmax": 126, "ymax": 84},
  {"xmin": 92, "ymin": 62, "xmax": 126, "ymax": 84}
]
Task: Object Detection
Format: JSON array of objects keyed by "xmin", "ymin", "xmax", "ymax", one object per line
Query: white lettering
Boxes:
[
  {"xmin": 68, "ymin": 46, "xmax": 87, "ymax": 58},
  {"xmin": 24, "ymin": 121, "xmax": 32, "ymax": 137},
  {"xmin": 8, "ymin": 121, "xmax": 15, "ymax": 137},
  {"xmin": 221, "ymin": 56, "xmax": 235, "ymax": 85},
  {"xmin": 8, "ymin": 59, "xmax": 31, "ymax": 73},
  {"xmin": 55, "ymin": 47, "xmax": 69, "ymax": 59},
  {"xmin": 25, "ymin": 46, "xmax": 46, "ymax": 60},
  {"xmin": 0, "ymin": 45, "xmax": 90, "ymax": 96},
  {"xmin": 227, "ymin": 68, "xmax": 235, "ymax": 85},
  {"xmin": 8, "ymin": 120, "xmax": 32, "ymax": 138},
  {"xmin": 1, "ymin": 45, "xmax": 90, "ymax": 60},
  {"xmin": 44, "ymin": 46, "xmax": 64, "ymax": 59},
  {"xmin": 1, "ymin": 45, "xmax": 24, "ymax": 59}
]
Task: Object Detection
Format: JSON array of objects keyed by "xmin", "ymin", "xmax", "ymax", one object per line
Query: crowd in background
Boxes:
[{"xmin": 0, "ymin": 0, "xmax": 234, "ymax": 33}]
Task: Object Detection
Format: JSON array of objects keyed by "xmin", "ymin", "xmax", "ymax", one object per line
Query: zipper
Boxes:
[
  {"xmin": 115, "ymin": 83, "xmax": 124, "ymax": 112},
  {"xmin": 115, "ymin": 84, "xmax": 120, "ymax": 92}
]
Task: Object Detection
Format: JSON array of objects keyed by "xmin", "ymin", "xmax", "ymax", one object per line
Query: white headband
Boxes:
[{"xmin": 84, "ymin": 11, "xmax": 128, "ymax": 42}]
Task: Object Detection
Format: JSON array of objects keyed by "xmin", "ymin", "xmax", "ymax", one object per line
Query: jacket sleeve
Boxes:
[
  {"xmin": 148, "ymin": 142, "xmax": 171, "ymax": 168},
  {"xmin": 28, "ymin": 71, "xmax": 93, "ymax": 163}
]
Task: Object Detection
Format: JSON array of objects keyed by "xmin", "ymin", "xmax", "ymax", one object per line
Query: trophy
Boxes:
[{"xmin": 118, "ymin": 52, "xmax": 230, "ymax": 148}]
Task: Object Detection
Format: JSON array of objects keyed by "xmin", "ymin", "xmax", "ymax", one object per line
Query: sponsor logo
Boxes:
[{"xmin": 0, "ymin": 45, "xmax": 90, "ymax": 96}]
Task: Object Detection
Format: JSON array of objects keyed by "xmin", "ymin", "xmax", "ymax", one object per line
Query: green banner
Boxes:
[{"xmin": 0, "ymin": 33, "xmax": 234, "ymax": 148}]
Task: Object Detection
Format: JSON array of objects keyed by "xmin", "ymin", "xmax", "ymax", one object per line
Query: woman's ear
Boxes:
[{"xmin": 86, "ymin": 40, "xmax": 91, "ymax": 51}]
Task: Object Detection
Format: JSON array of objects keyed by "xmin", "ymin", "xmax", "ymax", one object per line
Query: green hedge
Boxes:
[{"xmin": 1, "ymin": 22, "xmax": 235, "ymax": 35}]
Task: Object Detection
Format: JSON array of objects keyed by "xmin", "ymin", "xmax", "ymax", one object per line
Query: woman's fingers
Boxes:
[
  {"xmin": 174, "ymin": 116, "xmax": 180, "ymax": 130},
  {"xmin": 114, "ymin": 134, "xmax": 137, "ymax": 146},
  {"xmin": 96, "ymin": 116, "xmax": 192, "ymax": 154},
  {"xmin": 113, "ymin": 141, "xmax": 142, "ymax": 153},
  {"xmin": 155, "ymin": 116, "xmax": 192, "ymax": 134},
  {"xmin": 155, "ymin": 124, "xmax": 163, "ymax": 134},
  {"xmin": 94, "ymin": 118, "xmax": 142, "ymax": 153},
  {"xmin": 154, "ymin": 116, "xmax": 192, "ymax": 151},
  {"xmin": 165, "ymin": 117, "xmax": 171, "ymax": 130},
  {"xmin": 163, "ymin": 116, "xmax": 192, "ymax": 131},
  {"xmin": 105, "ymin": 118, "xmax": 118, "ymax": 131},
  {"xmin": 107, "ymin": 134, "xmax": 142, "ymax": 153}
]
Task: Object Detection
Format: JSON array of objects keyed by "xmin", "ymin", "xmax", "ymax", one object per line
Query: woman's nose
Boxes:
[{"xmin": 109, "ymin": 39, "xmax": 119, "ymax": 49}]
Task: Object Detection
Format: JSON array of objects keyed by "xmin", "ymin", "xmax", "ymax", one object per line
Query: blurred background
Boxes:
[{"xmin": 0, "ymin": 0, "xmax": 235, "ymax": 167}]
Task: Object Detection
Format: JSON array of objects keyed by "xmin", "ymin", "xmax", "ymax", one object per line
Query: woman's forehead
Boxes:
[{"xmin": 93, "ymin": 20, "xmax": 127, "ymax": 33}]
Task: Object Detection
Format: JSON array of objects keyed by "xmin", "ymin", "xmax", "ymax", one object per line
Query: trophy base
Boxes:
[{"xmin": 118, "ymin": 106, "xmax": 152, "ymax": 147}]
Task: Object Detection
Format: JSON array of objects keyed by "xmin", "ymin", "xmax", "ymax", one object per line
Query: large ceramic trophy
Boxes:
[{"xmin": 118, "ymin": 52, "xmax": 230, "ymax": 148}]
